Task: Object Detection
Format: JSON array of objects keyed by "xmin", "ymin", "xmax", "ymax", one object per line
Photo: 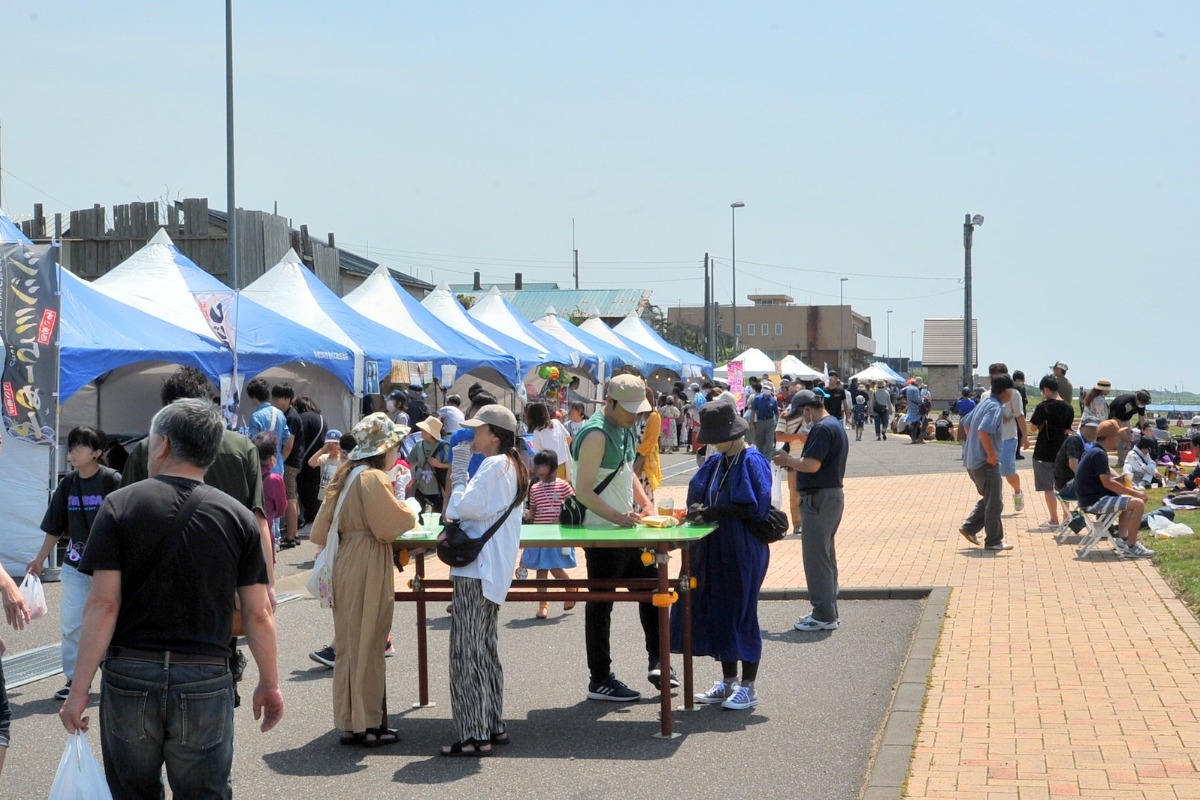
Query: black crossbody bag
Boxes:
[{"xmin": 437, "ymin": 502, "xmax": 519, "ymax": 568}]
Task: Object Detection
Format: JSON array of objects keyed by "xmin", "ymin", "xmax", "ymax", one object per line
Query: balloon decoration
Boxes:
[
  {"xmin": 549, "ymin": 367, "xmax": 560, "ymax": 380},
  {"xmin": 537, "ymin": 363, "xmax": 565, "ymax": 409},
  {"xmin": 538, "ymin": 365, "xmax": 553, "ymax": 379}
]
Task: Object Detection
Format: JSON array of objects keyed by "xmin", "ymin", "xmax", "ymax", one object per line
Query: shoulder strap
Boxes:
[
  {"xmin": 121, "ymin": 483, "xmax": 215, "ymax": 608},
  {"xmin": 470, "ymin": 500, "xmax": 519, "ymax": 550}
]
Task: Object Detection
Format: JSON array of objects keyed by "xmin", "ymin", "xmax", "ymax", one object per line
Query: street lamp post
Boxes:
[
  {"xmin": 838, "ymin": 278, "xmax": 848, "ymax": 374},
  {"xmin": 911, "ymin": 330, "xmax": 916, "ymax": 368},
  {"xmin": 963, "ymin": 213, "xmax": 984, "ymax": 391},
  {"xmin": 731, "ymin": 201, "xmax": 745, "ymax": 351},
  {"xmin": 886, "ymin": 309, "xmax": 893, "ymax": 361}
]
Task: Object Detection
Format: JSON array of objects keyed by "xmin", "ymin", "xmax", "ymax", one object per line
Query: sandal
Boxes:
[
  {"xmin": 339, "ymin": 731, "xmax": 365, "ymax": 746},
  {"xmin": 490, "ymin": 731, "xmax": 510, "ymax": 746},
  {"xmin": 535, "ymin": 603, "xmax": 549, "ymax": 619},
  {"xmin": 563, "ymin": 600, "xmax": 576, "ymax": 611},
  {"xmin": 363, "ymin": 727, "xmax": 401, "ymax": 748},
  {"xmin": 441, "ymin": 737, "xmax": 492, "ymax": 757}
]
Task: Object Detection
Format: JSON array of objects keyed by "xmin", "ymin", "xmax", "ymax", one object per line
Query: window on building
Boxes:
[
  {"xmin": 746, "ymin": 323, "xmax": 755, "ymax": 336},
  {"xmin": 735, "ymin": 324, "xmax": 742, "ymax": 336},
  {"xmin": 775, "ymin": 323, "xmax": 783, "ymax": 336}
]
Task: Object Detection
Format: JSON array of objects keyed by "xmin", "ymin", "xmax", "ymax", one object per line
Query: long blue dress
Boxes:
[{"xmin": 670, "ymin": 447, "xmax": 772, "ymax": 663}]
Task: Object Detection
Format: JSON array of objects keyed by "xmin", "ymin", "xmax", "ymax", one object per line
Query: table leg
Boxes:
[
  {"xmin": 680, "ymin": 545, "xmax": 696, "ymax": 712},
  {"xmin": 652, "ymin": 541, "xmax": 678, "ymax": 739},
  {"xmin": 413, "ymin": 552, "xmax": 433, "ymax": 708}
]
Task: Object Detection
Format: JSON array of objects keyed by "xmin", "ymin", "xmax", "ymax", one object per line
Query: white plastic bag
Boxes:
[
  {"xmin": 307, "ymin": 466, "xmax": 366, "ymax": 608},
  {"xmin": 771, "ymin": 464, "xmax": 786, "ymax": 508},
  {"xmin": 19, "ymin": 573, "xmax": 47, "ymax": 620},
  {"xmin": 49, "ymin": 732, "xmax": 112, "ymax": 800}
]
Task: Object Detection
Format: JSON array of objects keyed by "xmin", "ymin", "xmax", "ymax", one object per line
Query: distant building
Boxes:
[
  {"xmin": 667, "ymin": 293, "xmax": 875, "ymax": 373},
  {"xmin": 452, "ymin": 271, "xmax": 652, "ymax": 326},
  {"xmin": 13, "ymin": 199, "xmax": 432, "ymax": 298},
  {"xmin": 921, "ymin": 318, "xmax": 979, "ymax": 402}
]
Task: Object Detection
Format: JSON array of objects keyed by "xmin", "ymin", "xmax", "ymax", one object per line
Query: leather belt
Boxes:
[{"xmin": 107, "ymin": 646, "xmax": 228, "ymax": 667}]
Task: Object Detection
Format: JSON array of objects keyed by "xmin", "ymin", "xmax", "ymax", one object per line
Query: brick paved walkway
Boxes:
[{"xmin": 655, "ymin": 465, "xmax": 1200, "ymax": 799}]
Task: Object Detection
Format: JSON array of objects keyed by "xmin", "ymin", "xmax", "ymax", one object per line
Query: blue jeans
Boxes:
[
  {"xmin": 60, "ymin": 564, "xmax": 92, "ymax": 681},
  {"xmin": 100, "ymin": 657, "xmax": 234, "ymax": 800}
]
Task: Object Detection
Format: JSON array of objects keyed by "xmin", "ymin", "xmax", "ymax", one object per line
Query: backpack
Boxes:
[
  {"xmin": 410, "ymin": 439, "xmax": 449, "ymax": 496},
  {"xmin": 918, "ymin": 395, "xmax": 932, "ymax": 416}
]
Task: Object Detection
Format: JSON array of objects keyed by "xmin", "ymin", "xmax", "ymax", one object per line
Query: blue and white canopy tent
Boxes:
[
  {"xmin": 532, "ymin": 307, "xmax": 636, "ymax": 380},
  {"xmin": 611, "ymin": 314, "xmax": 713, "ymax": 380},
  {"xmin": 577, "ymin": 314, "xmax": 684, "ymax": 378},
  {"xmin": 344, "ymin": 268, "xmax": 521, "ymax": 391},
  {"xmin": 89, "ymin": 229, "xmax": 357, "ymax": 425},
  {"xmin": 467, "ymin": 287, "xmax": 591, "ymax": 378}
]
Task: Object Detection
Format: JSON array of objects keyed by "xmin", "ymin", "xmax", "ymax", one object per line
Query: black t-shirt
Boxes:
[
  {"xmin": 79, "ymin": 476, "xmax": 268, "ymax": 658},
  {"xmin": 284, "ymin": 406, "xmax": 305, "ymax": 469},
  {"xmin": 823, "ymin": 387, "xmax": 847, "ymax": 419},
  {"xmin": 1030, "ymin": 399, "xmax": 1075, "ymax": 462},
  {"xmin": 796, "ymin": 414, "xmax": 848, "ymax": 490},
  {"xmin": 1074, "ymin": 446, "xmax": 1114, "ymax": 509},
  {"xmin": 40, "ymin": 466, "xmax": 122, "ymax": 570},
  {"xmin": 1053, "ymin": 434, "xmax": 1088, "ymax": 490},
  {"xmin": 299, "ymin": 410, "xmax": 326, "ymax": 465},
  {"xmin": 1108, "ymin": 393, "xmax": 1141, "ymax": 422}
]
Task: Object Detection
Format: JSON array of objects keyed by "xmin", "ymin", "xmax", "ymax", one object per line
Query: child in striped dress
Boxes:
[{"xmin": 519, "ymin": 450, "xmax": 578, "ymax": 619}]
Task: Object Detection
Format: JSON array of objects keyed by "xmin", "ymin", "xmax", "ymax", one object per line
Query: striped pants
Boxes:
[{"xmin": 449, "ymin": 576, "xmax": 505, "ymax": 742}]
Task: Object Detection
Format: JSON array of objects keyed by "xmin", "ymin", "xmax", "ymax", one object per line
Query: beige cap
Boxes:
[
  {"xmin": 607, "ymin": 374, "xmax": 652, "ymax": 414},
  {"xmin": 416, "ymin": 416, "xmax": 443, "ymax": 438},
  {"xmin": 462, "ymin": 404, "xmax": 518, "ymax": 433}
]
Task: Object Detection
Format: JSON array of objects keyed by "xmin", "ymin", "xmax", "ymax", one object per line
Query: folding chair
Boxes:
[
  {"xmin": 1053, "ymin": 493, "xmax": 1080, "ymax": 543},
  {"xmin": 1075, "ymin": 505, "xmax": 1123, "ymax": 559}
]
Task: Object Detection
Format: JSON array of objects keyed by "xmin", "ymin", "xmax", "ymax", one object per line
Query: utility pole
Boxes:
[
  {"xmin": 963, "ymin": 213, "xmax": 983, "ymax": 391},
  {"xmin": 572, "ymin": 218, "xmax": 579, "ymax": 289},
  {"xmin": 703, "ymin": 253, "xmax": 712, "ymax": 363}
]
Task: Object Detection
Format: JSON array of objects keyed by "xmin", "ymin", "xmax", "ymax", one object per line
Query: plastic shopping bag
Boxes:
[
  {"xmin": 49, "ymin": 732, "xmax": 113, "ymax": 800},
  {"xmin": 19, "ymin": 573, "xmax": 47, "ymax": 620}
]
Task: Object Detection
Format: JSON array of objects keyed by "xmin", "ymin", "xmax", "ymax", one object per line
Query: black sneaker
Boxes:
[
  {"xmin": 647, "ymin": 660, "xmax": 680, "ymax": 689},
  {"xmin": 587, "ymin": 673, "xmax": 641, "ymax": 702},
  {"xmin": 53, "ymin": 680, "xmax": 72, "ymax": 701},
  {"xmin": 309, "ymin": 645, "xmax": 336, "ymax": 668}
]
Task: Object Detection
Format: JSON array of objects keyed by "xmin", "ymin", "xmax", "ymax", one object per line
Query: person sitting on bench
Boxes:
[{"xmin": 1073, "ymin": 420, "xmax": 1155, "ymax": 558}]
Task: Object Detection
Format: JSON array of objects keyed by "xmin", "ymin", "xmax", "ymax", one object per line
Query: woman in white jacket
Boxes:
[
  {"xmin": 441, "ymin": 404, "xmax": 529, "ymax": 757},
  {"xmin": 1123, "ymin": 436, "xmax": 1159, "ymax": 489}
]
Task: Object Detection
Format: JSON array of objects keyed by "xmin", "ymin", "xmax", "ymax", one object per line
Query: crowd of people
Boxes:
[{"xmin": 5, "ymin": 354, "xmax": 1190, "ymax": 789}]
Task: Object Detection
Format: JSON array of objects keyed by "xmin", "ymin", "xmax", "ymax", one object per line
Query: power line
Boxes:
[{"xmin": 717, "ymin": 256, "xmax": 959, "ymax": 282}]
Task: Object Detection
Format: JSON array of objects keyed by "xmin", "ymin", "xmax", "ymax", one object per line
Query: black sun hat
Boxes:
[{"xmin": 697, "ymin": 400, "xmax": 749, "ymax": 444}]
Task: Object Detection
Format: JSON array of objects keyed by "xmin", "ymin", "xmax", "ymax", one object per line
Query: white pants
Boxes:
[{"xmin": 60, "ymin": 564, "xmax": 92, "ymax": 681}]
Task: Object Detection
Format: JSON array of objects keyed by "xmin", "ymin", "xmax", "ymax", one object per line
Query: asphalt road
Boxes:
[{"xmin": 3, "ymin": 596, "xmax": 922, "ymax": 800}]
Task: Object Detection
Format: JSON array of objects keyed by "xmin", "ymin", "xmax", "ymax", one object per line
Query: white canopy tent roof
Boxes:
[
  {"xmin": 851, "ymin": 363, "xmax": 904, "ymax": 384},
  {"xmin": 780, "ymin": 354, "xmax": 822, "ymax": 381},
  {"xmin": 724, "ymin": 347, "xmax": 778, "ymax": 376}
]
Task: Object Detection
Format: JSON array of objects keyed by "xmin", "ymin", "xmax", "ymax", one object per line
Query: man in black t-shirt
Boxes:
[
  {"xmin": 1028, "ymin": 375, "xmax": 1075, "ymax": 528},
  {"xmin": 823, "ymin": 371, "xmax": 849, "ymax": 421},
  {"xmin": 773, "ymin": 389, "xmax": 848, "ymax": 632},
  {"xmin": 1053, "ymin": 416, "xmax": 1100, "ymax": 498},
  {"xmin": 273, "ymin": 383, "xmax": 305, "ymax": 548},
  {"xmin": 1107, "ymin": 389, "xmax": 1150, "ymax": 466},
  {"xmin": 60, "ymin": 399, "xmax": 283, "ymax": 799}
]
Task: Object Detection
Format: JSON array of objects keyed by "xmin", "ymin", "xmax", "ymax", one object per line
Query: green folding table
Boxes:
[{"xmin": 392, "ymin": 521, "xmax": 716, "ymax": 739}]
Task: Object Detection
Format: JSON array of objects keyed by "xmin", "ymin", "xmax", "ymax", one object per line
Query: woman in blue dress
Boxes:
[{"xmin": 670, "ymin": 400, "xmax": 772, "ymax": 711}]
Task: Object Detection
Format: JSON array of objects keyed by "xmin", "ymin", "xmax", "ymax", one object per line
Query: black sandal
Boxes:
[
  {"xmin": 339, "ymin": 731, "xmax": 365, "ymax": 746},
  {"xmin": 363, "ymin": 727, "xmax": 401, "ymax": 748},
  {"xmin": 441, "ymin": 738, "xmax": 492, "ymax": 757},
  {"xmin": 490, "ymin": 731, "xmax": 510, "ymax": 746}
]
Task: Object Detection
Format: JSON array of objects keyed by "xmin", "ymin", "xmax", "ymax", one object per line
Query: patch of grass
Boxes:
[{"xmin": 1144, "ymin": 487, "xmax": 1200, "ymax": 617}]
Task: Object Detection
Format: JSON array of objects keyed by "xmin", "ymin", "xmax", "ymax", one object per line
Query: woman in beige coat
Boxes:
[{"xmin": 310, "ymin": 412, "xmax": 418, "ymax": 747}]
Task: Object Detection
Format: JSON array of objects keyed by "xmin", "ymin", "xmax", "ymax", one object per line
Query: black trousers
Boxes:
[
  {"xmin": 584, "ymin": 546, "xmax": 659, "ymax": 682},
  {"xmin": 297, "ymin": 463, "xmax": 322, "ymax": 524}
]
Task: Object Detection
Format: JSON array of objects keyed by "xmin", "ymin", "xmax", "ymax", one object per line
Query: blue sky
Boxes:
[{"xmin": 2, "ymin": 2, "xmax": 1197, "ymax": 392}]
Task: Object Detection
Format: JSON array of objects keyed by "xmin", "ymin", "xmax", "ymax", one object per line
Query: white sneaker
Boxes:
[
  {"xmin": 1128, "ymin": 541, "xmax": 1155, "ymax": 558},
  {"xmin": 695, "ymin": 678, "xmax": 736, "ymax": 705},
  {"xmin": 1013, "ymin": 492, "xmax": 1025, "ymax": 511},
  {"xmin": 794, "ymin": 614, "xmax": 839, "ymax": 632},
  {"xmin": 1111, "ymin": 537, "xmax": 1133, "ymax": 557},
  {"xmin": 721, "ymin": 682, "xmax": 759, "ymax": 710}
]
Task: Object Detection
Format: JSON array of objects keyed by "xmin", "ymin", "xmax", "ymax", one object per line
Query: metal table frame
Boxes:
[{"xmin": 392, "ymin": 522, "xmax": 716, "ymax": 739}]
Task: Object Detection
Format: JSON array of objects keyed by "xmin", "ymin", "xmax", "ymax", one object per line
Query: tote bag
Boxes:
[{"xmin": 306, "ymin": 466, "xmax": 367, "ymax": 609}]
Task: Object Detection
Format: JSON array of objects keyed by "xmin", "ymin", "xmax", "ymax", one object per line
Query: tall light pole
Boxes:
[
  {"xmin": 963, "ymin": 213, "xmax": 983, "ymax": 391},
  {"xmin": 886, "ymin": 309, "xmax": 893, "ymax": 361},
  {"xmin": 911, "ymin": 330, "xmax": 916, "ymax": 367},
  {"xmin": 838, "ymin": 278, "xmax": 848, "ymax": 373},
  {"xmin": 731, "ymin": 201, "xmax": 745, "ymax": 351}
]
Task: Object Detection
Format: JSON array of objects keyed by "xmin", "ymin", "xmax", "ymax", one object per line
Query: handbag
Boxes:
[
  {"xmin": 559, "ymin": 462, "xmax": 624, "ymax": 526},
  {"xmin": 306, "ymin": 466, "xmax": 367, "ymax": 609},
  {"xmin": 746, "ymin": 507, "xmax": 790, "ymax": 544},
  {"xmin": 436, "ymin": 502, "xmax": 518, "ymax": 568}
]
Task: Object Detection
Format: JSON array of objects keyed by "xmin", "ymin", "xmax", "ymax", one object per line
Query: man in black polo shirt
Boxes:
[
  {"xmin": 60, "ymin": 399, "xmax": 283, "ymax": 799},
  {"xmin": 1108, "ymin": 389, "xmax": 1150, "ymax": 466},
  {"xmin": 773, "ymin": 389, "xmax": 848, "ymax": 632}
]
